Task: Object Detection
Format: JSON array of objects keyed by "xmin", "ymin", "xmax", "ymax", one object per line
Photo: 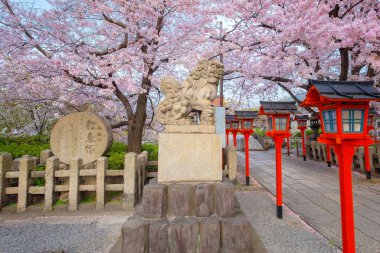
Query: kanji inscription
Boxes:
[{"xmin": 50, "ymin": 112, "xmax": 113, "ymax": 165}]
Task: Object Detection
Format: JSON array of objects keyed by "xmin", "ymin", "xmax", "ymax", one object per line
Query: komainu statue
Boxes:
[{"xmin": 155, "ymin": 60, "xmax": 224, "ymax": 125}]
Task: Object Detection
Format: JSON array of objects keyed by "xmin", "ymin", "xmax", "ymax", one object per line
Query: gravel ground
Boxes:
[
  {"xmin": 0, "ymin": 215, "xmax": 129, "ymax": 253},
  {"xmin": 236, "ymin": 188, "xmax": 341, "ymax": 253}
]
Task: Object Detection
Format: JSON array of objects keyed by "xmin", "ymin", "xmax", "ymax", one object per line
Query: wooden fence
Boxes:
[
  {"xmin": 0, "ymin": 150, "xmax": 148, "ymax": 213},
  {"xmin": 303, "ymin": 140, "xmax": 379, "ymax": 172}
]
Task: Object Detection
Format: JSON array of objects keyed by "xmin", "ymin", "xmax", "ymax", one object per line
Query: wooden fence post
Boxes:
[
  {"xmin": 0, "ymin": 152, "xmax": 12, "ymax": 210},
  {"xmin": 124, "ymin": 153, "xmax": 137, "ymax": 209},
  {"xmin": 96, "ymin": 157, "xmax": 107, "ymax": 209},
  {"xmin": 18, "ymin": 157, "xmax": 34, "ymax": 213},
  {"xmin": 69, "ymin": 158, "xmax": 82, "ymax": 211},
  {"xmin": 44, "ymin": 156, "xmax": 59, "ymax": 211}
]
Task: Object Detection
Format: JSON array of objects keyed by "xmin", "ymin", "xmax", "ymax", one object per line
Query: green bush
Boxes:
[
  {"xmin": 0, "ymin": 135, "xmax": 50, "ymax": 158},
  {"xmin": 142, "ymin": 143, "xmax": 158, "ymax": 161},
  {"xmin": 107, "ymin": 152, "xmax": 126, "ymax": 170},
  {"xmin": 305, "ymin": 129, "xmax": 313, "ymax": 136},
  {"xmin": 254, "ymin": 128, "xmax": 266, "ymax": 138},
  {"xmin": 0, "ymin": 137, "xmax": 159, "ymax": 169},
  {"xmin": 0, "ymin": 143, "xmax": 50, "ymax": 158}
]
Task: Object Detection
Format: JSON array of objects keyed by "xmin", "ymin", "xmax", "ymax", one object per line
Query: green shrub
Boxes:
[
  {"xmin": 0, "ymin": 143, "xmax": 50, "ymax": 158},
  {"xmin": 254, "ymin": 128, "xmax": 266, "ymax": 138},
  {"xmin": 305, "ymin": 129, "xmax": 313, "ymax": 136},
  {"xmin": 107, "ymin": 142, "xmax": 127, "ymax": 154},
  {"xmin": 142, "ymin": 143, "xmax": 158, "ymax": 161},
  {"xmin": 107, "ymin": 152, "xmax": 125, "ymax": 170}
]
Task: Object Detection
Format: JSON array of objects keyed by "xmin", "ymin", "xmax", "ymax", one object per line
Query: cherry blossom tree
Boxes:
[
  {"xmin": 213, "ymin": 0, "xmax": 380, "ymax": 108},
  {"xmin": 0, "ymin": 0, "xmax": 217, "ymax": 152}
]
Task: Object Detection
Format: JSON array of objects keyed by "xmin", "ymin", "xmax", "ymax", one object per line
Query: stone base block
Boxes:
[
  {"xmin": 168, "ymin": 184, "xmax": 195, "ymax": 217},
  {"xmin": 195, "ymin": 184, "xmax": 215, "ymax": 217},
  {"xmin": 200, "ymin": 216, "xmax": 220, "ymax": 253},
  {"xmin": 149, "ymin": 219, "xmax": 169, "ymax": 253},
  {"xmin": 170, "ymin": 217, "xmax": 199, "ymax": 253},
  {"xmin": 221, "ymin": 215, "xmax": 254, "ymax": 253},
  {"xmin": 158, "ymin": 132, "xmax": 222, "ymax": 183},
  {"xmin": 142, "ymin": 184, "xmax": 167, "ymax": 218},
  {"xmin": 121, "ymin": 218, "xmax": 149, "ymax": 253},
  {"xmin": 216, "ymin": 182, "xmax": 236, "ymax": 218}
]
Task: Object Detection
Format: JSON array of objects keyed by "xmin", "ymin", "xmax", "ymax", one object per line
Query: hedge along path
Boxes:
[{"xmin": 0, "ymin": 150, "xmax": 149, "ymax": 212}]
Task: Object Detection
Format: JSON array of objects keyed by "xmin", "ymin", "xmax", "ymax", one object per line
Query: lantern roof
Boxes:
[
  {"xmin": 225, "ymin": 114, "xmax": 236, "ymax": 122},
  {"xmin": 259, "ymin": 101, "xmax": 298, "ymax": 114},
  {"xmin": 235, "ymin": 110, "xmax": 258, "ymax": 119},
  {"xmin": 301, "ymin": 79, "xmax": 380, "ymax": 107},
  {"xmin": 294, "ymin": 114, "xmax": 309, "ymax": 121}
]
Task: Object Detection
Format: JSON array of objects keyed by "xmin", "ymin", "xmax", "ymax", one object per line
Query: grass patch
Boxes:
[
  {"xmin": 81, "ymin": 195, "xmax": 96, "ymax": 204},
  {"xmin": 33, "ymin": 178, "xmax": 45, "ymax": 186},
  {"xmin": 54, "ymin": 199, "xmax": 68, "ymax": 206},
  {"xmin": 6, "ymin": 202, "xmax": 16, "ymax": 207},
  {"xmin": 34, "ymin": 165, "xmax": 45, "ymax": 171}
]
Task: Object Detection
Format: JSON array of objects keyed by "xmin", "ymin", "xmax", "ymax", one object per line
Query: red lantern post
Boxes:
[
  {"xmin": 225, "ymin": 115, "xmax": 236, "ymax": 147},
  {"xmin": 230, "ymin": 120, "xmax": 240, "ymax": 147},
  {"xmin": 260, "ymin": 101, "xmax": 298, "ymax": 219},
  {"xmin": 364, "ymin": 109, "xmax": 376, "ymax": 179},
  {"xmin": 241, "ymin": 119, "xmax": 254, "ymax": 185},
  {"xmin": 326, "ymin": 144, "xmax": 332, "ymax": 167},
  {"xmin": 301, "ymin": 79, "xmax": 380, "ymax": 253},
  {"xmin": 235, "ymin": 111, "xmax": 258, "ymax": 186},
  {"xmin": 294, "ymin": 115, "xmax": 309, "ymax": 161}
]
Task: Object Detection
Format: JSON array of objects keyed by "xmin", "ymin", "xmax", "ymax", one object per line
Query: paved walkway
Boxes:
[
  {"xmin": 0, "ymin": 209, "xmax": 132, "ymax": 253},
  {"xmin": 237, "ymin": 149, "xmax": 380, "ymax": 253}
]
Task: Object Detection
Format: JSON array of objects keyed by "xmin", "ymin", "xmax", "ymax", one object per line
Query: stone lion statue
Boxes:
[{"xmin": 155, "ymin": 60, "xmax": 224, "ymax": 125}]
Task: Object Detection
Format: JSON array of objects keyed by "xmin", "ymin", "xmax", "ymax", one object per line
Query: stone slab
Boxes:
[
  {"xmin": 121, "ymin": 218, "xmax": 149, "ymax": 253},
  {"xmin": 165, "ymin": 125, "xmax": 216, "ymax": 134},
  {"xmin": 221, "ymin": 215, "xmax": 254, "ymax": 253},
  {"xmin": 158, "ymin": 133, "xmax": 222, "ymax": 183},
  {"xmin": 199, "ymin": 216, "xmax": 220, "ymax": 253},
  {"xmin": 149, "ymin": 219, "xmax": 169, "ymax": 253},
  {"xmin": 142, "ymin": 184, "xmax": 167, "ymax": 218},
  {"xmin": 50, "ymin": 112, "xmax": 112, "ymax": 165},
  {"xmin": 167, "ymin": 184, "xmax": 195, "ymax": 217},
  {"xmin": 169, "ymin": 217, "xmax": 199, "ymax": 253},
  {"xmin": 195, "ymin": 184, "xmax": 215, "ymax": 217}
]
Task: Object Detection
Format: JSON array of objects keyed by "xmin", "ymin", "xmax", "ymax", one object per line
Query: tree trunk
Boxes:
[
  {"xmin": 339, "ymin": 48, "xmax": 349, "ymax": 81},
  {"xmin": 126, "ymin": 77, "xmax": 151, "ymax": 153},
  {"xmin": 126, "ymin": 93, "xmax": 148, "ymax": 153}
]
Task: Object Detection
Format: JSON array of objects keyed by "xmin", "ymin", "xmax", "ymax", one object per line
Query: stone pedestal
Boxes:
[
  {"xmin": 158, "ymin": 126, "xmax": 222, "ymax": 183},
  {"xmin": 121, "ymin": 182, "xmax": 255, "ymax": 253}
]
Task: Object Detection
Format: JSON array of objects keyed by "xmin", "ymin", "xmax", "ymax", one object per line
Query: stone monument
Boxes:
[
  {"xmin": 155, "ymin": 60, "xmax": 224, "ymax": 183},
  {"xmin": 50, "ymin": 112, "xmax": 113, "ymax": 165},
  {"xmin": 121, "ymin": 60, "xmax": 256, "ymax": 253}
]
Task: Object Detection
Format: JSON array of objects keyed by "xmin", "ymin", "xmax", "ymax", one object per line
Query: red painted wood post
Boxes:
[
  {"xmin": 326, "ymin": 144, "xmax": 332, "ymax": 167},
  {"xmin": 226, "ymin": 131, "xmax": 229, "ymax": 146},
  {"xmin": 244, "ymin": 133, "xmax": 250, "ymax": 185},
  {"xmin": 364, "ymin": 145, "xmax": 371, "ymax": 179},
  {"xmin": 232, "ymin": 132, "xmax": 237, "ymax": 147},
  {"xmin": 335, "ymin": 145, "xmax": 356, "ymax": 253},
  {"xmin": 275, "ymin": 136, "xmax": 283, "ymax": 219},
  {"xmin": 287, "ymin": 137, "xmax": 290, "ymax": 156},
  {"xmin": 301, "ymin": 130, "xmax": 306, "ymax": 161}
]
